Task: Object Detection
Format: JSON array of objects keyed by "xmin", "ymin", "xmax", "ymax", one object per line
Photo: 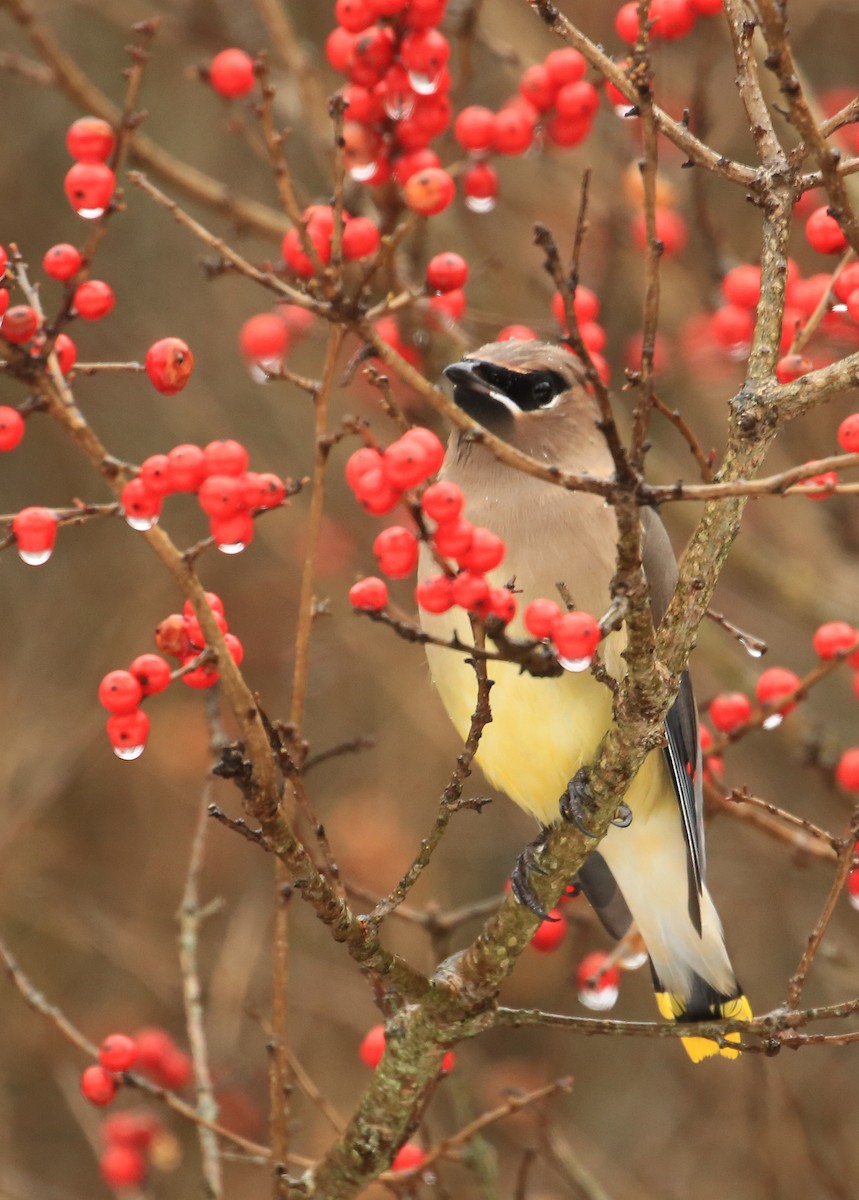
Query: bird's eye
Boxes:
[{"xmin": 531, "ymin": 379, "xmax": 552, "ymax": 406}]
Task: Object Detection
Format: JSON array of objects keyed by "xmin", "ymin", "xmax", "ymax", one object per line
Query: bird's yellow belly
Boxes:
[{"xmin": 425, "ymin": 643, "xmax": 615, "ymax": 827}]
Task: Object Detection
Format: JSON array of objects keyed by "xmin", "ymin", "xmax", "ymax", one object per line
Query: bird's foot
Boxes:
[
  {"xmin": 560, "ymin": 769, "xmax": 633, "ymax": 836},
  {"xmin": 510, "ymin": 829, "xmax": 556, "ymax": 920}
]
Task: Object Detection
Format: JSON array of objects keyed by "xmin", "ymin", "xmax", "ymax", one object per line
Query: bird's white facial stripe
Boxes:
[{"xmin": 488, "ymin": 388, "xmax": 521, "ymax": 415}]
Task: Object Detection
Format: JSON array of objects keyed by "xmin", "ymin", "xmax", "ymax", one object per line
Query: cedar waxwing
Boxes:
[{"xmin": 419, "ymin": 339, "xmax": 751, "ymax": 1061}]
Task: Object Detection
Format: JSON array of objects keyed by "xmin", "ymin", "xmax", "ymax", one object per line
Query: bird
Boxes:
[{"xmin": 418, "ymin": 338, "xmax": 751, "ymax": 1062}]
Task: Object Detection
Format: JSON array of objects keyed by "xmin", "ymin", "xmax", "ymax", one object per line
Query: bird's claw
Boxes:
[
  {"xmin": 510, "ymin": 830, "xmax": 554, "ymax": 920},
  {"xmin": 560, "ymin": 770, "xmax": 633, "ymax": 835}
]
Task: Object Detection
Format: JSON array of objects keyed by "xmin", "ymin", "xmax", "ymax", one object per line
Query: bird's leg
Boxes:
[
  {"xmin": 510, "ymin": 827, "xmax": 556, "ymax": 920},
  {"xmin": 559, "ymin": 769, "xmax": 634, "ymax": 835}
]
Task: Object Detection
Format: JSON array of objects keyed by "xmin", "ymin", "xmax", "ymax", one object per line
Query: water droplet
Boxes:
[
  {"xmin": 833, "ymin": 302, "xmax": 847, "ymax": 313},
  {"xmin": 763, "ymin": 712, "xmax": 783, "ymax": 730},
  {"xmin": 113, "ymin": 743, "xmax": 145, "ymax": 760},
  {"xmin": 350, "ymin": 160, "xmax": 382, "ymax": 183},
  {"xmin": 559, "ymin": 655, "xmax": 592, "ymax": 673},
  {"xmin": 126, "ymin": 513, "xmax": 159, "ymax": 531},
  {"xmin": 217, "ymin": 540, "xmax": 245, "ymax": 555},
  {"xmin": 464, "ymin": 195, "xmax": 496, "ymax": 214},
  {"xmin": 619, "ymin": 948, "xmax": 648, "ymax": 971},
  {"xmin": 728, "ymin": 342, "xmax": 751, "ymax": 361},
  {"xmin": 407, "ymin": 69, "xmax": 442, "ymax": 96},
  {"xmin": 849, "ymin": 890, "xmax": 859, "ymax": 913},
  {"xmin": 18, "ymin": 548, "xmax": 52, "ymax": 566},
  {"xmin": 384, "ymin": 92, "xmax": 415, "ymax": 121},
  {"xmin": 77, "ymin": 206, "xmax": 106, "ymax": 220},
  {"xmin": 577, "ymin": 984, "xmax": 619, "ymax": 1012},
  {"xmin": 739, "ymin": 638, "xmax": 764, "ymax": 658}
]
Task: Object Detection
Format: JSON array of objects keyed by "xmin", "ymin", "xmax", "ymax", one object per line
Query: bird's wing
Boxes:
[{"xmin": 641, "ymin": 509, "xmax": 704, "ymax": 931}]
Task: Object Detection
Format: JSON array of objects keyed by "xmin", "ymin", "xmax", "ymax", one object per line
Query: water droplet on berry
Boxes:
[
  {"xmin": 559, "ymin": 655, "xmax": 592, "ymax": 673},
  {"xmin": 618, "ymin": 947, "xmax": 648, "ymax": 971},
  {"xmin": 217, "ymin": 540, "xmax": 245, "ymax": 555},
  {"xmin": 849, "ymin": 890, "xmax": 859, "ymax": 913},
  {"xmin": 407, "ymin": 69, "xmax": 442, "ymax": 95},
  {"xmin": 350, "ymin": 160, "xmax": 382, "ymax": 183},
  {"xmin": 577, "ymin": 982, "xmax": 619, "ymax": 1011},
  {"xmin": 762, "ymin": 712, "xmax": 783, "ymax": 730},
  {"xmin": 18, "ymin": 548, "xmax": 52, "ymax": 566},
  {"xmin": 384, "ymin": 92, "xmax": 415, "ymax": 121},
  {"xmin": 126, "ymin": 514, "xmax": 159, "ymax": 531},
  {"xmin": 247, "ymin": 357, "xmax": 280, "ymax": 383},
  {"xmin": 464, "ymin": 195, "xmax": 496, "ymax": 214},
  {"xmin": 113, "ymin": 743, "xmax": 145, "ymax": 761},
  {"xmin": 77, "ymin": 206, "xmax": 107, "ymax": 220}
]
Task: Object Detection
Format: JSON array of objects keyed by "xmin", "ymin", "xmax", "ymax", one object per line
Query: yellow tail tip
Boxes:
[{"xmin": 656, "ymin": 992, "xmax": 752, "ymax": 1062}]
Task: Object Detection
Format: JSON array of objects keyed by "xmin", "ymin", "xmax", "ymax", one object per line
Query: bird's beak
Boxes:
[{"xmin": 443, "ymin": 358, "xmax": 521, "ymax": 418}]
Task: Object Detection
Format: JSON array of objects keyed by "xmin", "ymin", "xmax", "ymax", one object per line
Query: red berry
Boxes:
[
  {"xmin": 575, "ymin": 950, "xmax": 621, "ymax": 1010},
  {"xmin": 492, "ymin": 106, "xmax": 534, "ymax": 155},
  {"xmin": 415, "ymin": 574, "xmax": 454, "ymax": 613},
  {"xmin": 167, "ymin": 443, "xmax": 207, "ymax": 491},
  {"xmin": 224, "ymin": 632, "xmax": 244, "ymax": 665},
  {"xmin": 615, "ymin": 2, "xmax": 640, "ymax": 42},
  {"xmin": 421, "ymin": 481, "xmax": 463, "ymax": 524},
  {"xmin": 359, "ymin": 1023, "xmax": 386, "ymax": 1068},
  {"xmin": 776, "ymin": 353, "xmax": 813, "ymax": 383},
  {"xmin": 519, "ymin": 63, "xmax": 555, "ymax": 111},
  {"xmin": 81, "ymin": 1065, "xmax": 118, "ymax": 1107},
  {"xmin": 462, "ymin": 161, "xmax": 498, "ymax": 212},
  {"xmin": 651, "ymin": 0, "xmax": 697, "ymax": 38},
  {"xmin": 806, "ymin": 206, "xmax": 848, "ymax": 254},
  {"xmin": 209, "ymin": 48, "xmax": 255, "ymax": 98},
  {"xmin": 43, "ymin": 242, "xmax": 83, "ymax": 281},
  {"xmin": 138, "ymin": 454, "xmax": 173, "ymax": 497},
  {"xmin": 837, "ymin": 413, "xmax": 859, "ymax": 453},
  {"xmin": 12, "ymin": 507, "xmax": 57, "ymax": 564},
  {"xmin": 0, "ymin": 406, "xmax": 25, "ymax": 451},
  {"xmin": 121, "ymin": 478, "xmax": 162, "ymax": 528},
  {"xmin": 204, "ymin": 439, "xmax": 249, "ymax": 477},
  {"xmin": 0, "ymin": 289, "xmax": 7, "ymax": 319},
  {"xmin": 721, "ymin": 264, "xmax": 761, "ymax": 309},
  {"xmin": 101, "ymin": 1111, "xmax": 160, "ymax": 1149},
  {"xmin": 99, "ymin": 1034, "xmax": 138, "ymax": 1072},
  {"xmin": 354, "ymin": 467, "xmax": 402, "ymax": 514},
  {"xmin": 100, "ymin": 1144, "xmax": 146, "ymax": 1189},
  {"xmin": 145, "ymin": 337, "xmax": 194, "ymax": 394},
  {"xmin": 342, "ymin": 216, "xmax": 381, "ymax": 260},
  {"xmin": 710, "ymin": 304, "xmax": 755, "ymax": 351},
  {"xmin": 382, "ymin": 437, "xmax": 434, "ymax": 489},
  {"xmin": 392, "ymin": 1143, "xmax": 426, "ymax": 1173},
  {"xmin": 524, "ymin": 598, "xmax": 562, "ymax": 639},
  {"xmin": 346, "ymin": 446, "xmax": 383, "ymax": 491},
  {"xmin": 130, "ymin": 653, "xmax": 172, "ymax": 695},
  {"xmin": 836, "ymin": 748, "xmax": 859, "ymax": 791},
  {"xmin": 98, "ymin": 670, "xmax": 144, "ymax": 716},
  {"xmin": 553, "ymin": 611, "xmax": 601, "ymax": 662},
  {"xmin": 0, "ymin": 245, "xmax": 6, "ymax": 281},
  {"xmin": 555, "ymin": 80, "xmax": 599, "ymax": 121},
  {"xmin": 239, "ymin": 313, "xmax": 288, "ymax": 364},
  {"xmin": 530, "ymin": 909, "xmax": 567, "ymax": 952},
  {"xmin": 3, "ymin": 304, "xmax": 39, "ymax": 344},
  {"xmin": 53, "ymin": 332, "xmax": 77, "ymax": 374},
  {"xmin": 326, "ymin": 26, "xmax": 357, "ymax": 72},
  {"xmin": 106, "ymin": 709, "xmax": 150, "ymax": 757},
  {"xmin": 73, "ymin": 279, "xmax": 114, "ymax": 320},
  {"xmin": 64, "ymin": 161, "xmax": 115, "ymax": 217},
  {"xmin": 181, "ymin": 654, "xmax": 220, "ymax": 689},
  {"xmin": 349, "ymin": 576, "xmax": 388, "ymax": 610},
  {"xmin": 400, "ymin": 28, "xmax": 450, "ymax": 77},
  {"xmin": 812, "ymin": 621, "xmax": 857, "ymax": 659},
  {"xmin": 402, "ymin": 427, "xmax": 445, "ymax": 473},
  {"xmin": 632, "ymin": 207, "xmax": 688, "ymax": 256},
  {"xmin": 255, "ymin": 473, "xmax": 287, "ymax": 509},
  {"xmin": 755, "ymin": 667, "xmax": 800, "ymax": 722},
  {"xmin": 403, "ymin": 167, "xmax": 455, "ymax": 216},
  {"xmin": 481, "ymin": 586, "xmax": 517, "ymax": 623},
  {"xmin": 800, "ymin": 470, "xmax": 838, "ymax": 499},
  {"xmin": 709, "ymin": 692, "xmax": 752, "ymax": 733},
  {"xmin": 199, "ymin": 475, "xmax": 245, "ymax": 518},
  {"xmin": 551, "ymin": 286, "xmax": 600, "ymax": 326},
  {"xmin": 373, "ymin": 525, "xmax": 419, "ymax": 578},
  {"xmin": 456, "ymin": 527, "xmax": 505, "ymax": 572},
  {"xmin": 544, "ymin": 47, "xmax": 587, "ymax": 88},
  {"xmin": 281, "ymin": 224, "xmax": 332, "ymax": 277},
  {"xmin": 433, "ymin": 517, "xmax": 473, "ymax": 558},
  {"xmin": 405, "ymin": 0, "xmax": 446, "ymax": 25},
  {"xmin": 835, "ymin": 262, "xmax": 859, "ymax": 303},
  {"xmin": 134, "ymin": 1027, "xmax": 174, "ymax": 1075},
  {"xmin": 347, "ymin": 26, "xmax": 395, "ymax": 87},
  {"xmin": 66, "ymin": 116, "xmax": 115, "ymax": 162},
  {"xmin": 451, "ymin": 570, "xmax": 489, "ymax": 610},
  {"xmin": 497, "ymin": 323, "xmax": 538, "ymax": 341},
  {"xmin": 426, "ymin": 252, "xmax": 468, "ymax": 293},
  {"xmin": 335, "ymin": 0, "xmax": 375, "ymax": 32}
]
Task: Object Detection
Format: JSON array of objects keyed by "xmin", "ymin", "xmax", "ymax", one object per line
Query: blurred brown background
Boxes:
[{"xmin": 2, "ymin": 1, "xmax": 859, "ymax": 1197}]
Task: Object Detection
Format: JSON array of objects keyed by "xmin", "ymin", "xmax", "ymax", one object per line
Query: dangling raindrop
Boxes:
[
  {"xmin": 126, "ymin": 514, "xmax": 159, "ymax": 532},
  {"xmin": 350, "ymin": 160, "xmax": 382, "ymax": 183},
  {"xmin": 762, "ymin": 712, "xmax": 784, "ymax": 730},
  {"xmin": 619, "ymin": 946, "xmax": 648, "ymax": 971},
  {"xmin": 559, "ymin": 655, "xmax": 592, "ymax": 673},
  {"xmin": 739, "ymin": 637, "xmax": 764, "ymax": 659},
  {"xmin": 464, "ymin": 195, "xmax": 496, "ymax": 214},
  {"xmin": 113, "ymin": 743, "xmax": 145, "ymax": 761},
  {"xmin": 577, "ymin": 981, "xmax": 619, "ymax": 1012},
  {"xmin": 407, "ymin": 69, "xmax": 442, "ymax": 96},
  {"xmin": 78, "ymin": 206, "xmax": 107, "ymax": 220},
  {"xmin": 217, "ymin": 540, "xmax": 245, "ymax": 555},
  {"xmin": 18, "ymin": 548, "xmax": 52, "ymax": 566},
  {"xmin": 384, "ymin": 91, "xmax": 415, "ymax": 121}
]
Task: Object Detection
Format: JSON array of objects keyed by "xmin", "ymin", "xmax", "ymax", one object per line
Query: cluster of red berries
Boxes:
[
  {"xmin": 120, "ymin": 438, "xmax": 286, "ymax": 548},
  {"xmin": 281, "ymin": 202, "xmax": 383, "ymax": 279},
  {"xmin": 81, "ymin": 1028, "xmax": 191, "ymax": 1106},
  {"xmin": 98, "ymin": 1109, "xmax": 164, "ymax": 1190},
  {"xmin": 99, "ymin": 592, "xmax": 242, "ymax": 758},
  {"xmin": 63, "ymin": 115, "xmax": 116, "ymax": 218},
  {"xmin": 550, "ymin": 285, "xmax": 611, "ymax": 384},
  {"xmin": 614, "ymin": 0, "xmax": 723, "ymax": 45}
]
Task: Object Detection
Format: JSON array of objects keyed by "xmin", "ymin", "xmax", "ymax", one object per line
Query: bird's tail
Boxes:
[{"xmin": 653, "ymin": 978, "xmax": 753, "ymax": 1062}]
